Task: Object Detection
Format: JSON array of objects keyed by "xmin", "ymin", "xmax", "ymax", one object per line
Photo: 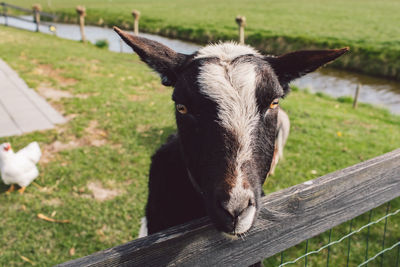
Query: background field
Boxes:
[
  {"xmin": 9, "ymin": 0, "xmax": 400, "ymax": 80},
  {"xmin": 0, "ymin": 25, "xmax": 399, "ymax": 265}
]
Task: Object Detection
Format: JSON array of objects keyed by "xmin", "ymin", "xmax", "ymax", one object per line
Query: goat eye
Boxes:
[
  {"xmin": 269, "ymin": 98, "xmax": 279, "ymax": 109},
  {"xmin": 176, "ymin": 104, "xmax": 188, "ymax": 114}
]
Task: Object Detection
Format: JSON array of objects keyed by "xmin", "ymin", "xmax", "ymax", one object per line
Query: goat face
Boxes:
[
  {"xmin": 173, "ymin": 52, "xmax": 281, "ymax": 234},
  {"xmin": 114, "ymin": 27, "xmax": 348, "ymax": 235}
]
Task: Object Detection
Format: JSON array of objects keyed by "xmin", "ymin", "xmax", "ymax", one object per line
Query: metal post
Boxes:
[
  {"xmin": 76, "ymin": 6, "xmax": 86, "ymax": 43},
  {"xmin": 380, "ymin": 202, "xmax": 391, "ymax": 267},
  {"xmin": 132, "ymin": 9, "xmax": 140, "ymax": 36},
  {"xmin": 235, "ymin": 15, "xmax": 246, "ymax": 44},
  {"xmin": 32, "ymin": 4, "xmax": 42, "ymax": 32},
  {"xmin": 353, "ymin": 83, "xmax": 361, "ymax": 109},
  {"xmin": 2, "ymin": 3, "xmax": 8, "ymax": 26}
]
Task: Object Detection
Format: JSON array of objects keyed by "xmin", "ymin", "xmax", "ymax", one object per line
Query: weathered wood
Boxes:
[
  {"xmin": 131, "ymin": 10, "xmax": 140, "ymax": 36},
  {"xmin": 32, "ymin": 4, "xmax": 42, "ymax": 32},
  {"xmin": 235, "ymin": 15, "xmax": 246, "ymax": 44},
  {"xmin": 353, "ymin": 83, "xmax": 361, "ymax": 108},
  {"xmin": 1, "ymin": 2, "xmax": 8, "ymax": 26},
  {"xmin": 57, "ymin": 149, "xmax": 400, "ymax": 267},
  {"xmin": 36, "ymin": 10, "xmax": 57, "ymax": 19},
  {"xmin": 76, "ymin": 6, "xmax": 86, "ymax": 43}
]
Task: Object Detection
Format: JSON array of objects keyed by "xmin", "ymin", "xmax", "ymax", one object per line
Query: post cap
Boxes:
[
  {"xmin": 32, "ymin": 4, "xmax": 42, "ymax": 11},
  {"xmin": 76, "ymin": 5, "xmax": 86, "ymax": 16},
  {"xmin": 235, "ymin": 15, "xmax": 246, "ymax": 26},
  {"xmin": 132, "ymin": 9, "xmax": 141, "ymax": 19}
]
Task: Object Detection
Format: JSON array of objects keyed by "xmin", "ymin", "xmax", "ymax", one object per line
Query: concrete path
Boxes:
[{"xmin": 0, "ymin": 58, "xmax": 66, "ymax": 138}]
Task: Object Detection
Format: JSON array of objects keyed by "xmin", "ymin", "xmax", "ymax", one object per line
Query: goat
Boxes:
[
  {"xmin": 114, "ymin": 27, "xmax": 347, "ymax": 257},
  {"xmin": 269, "ymin": 108, "xmax": 290, "ymax": 176}
]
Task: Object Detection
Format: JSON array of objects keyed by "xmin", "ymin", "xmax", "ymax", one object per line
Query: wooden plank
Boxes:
[
  {"xmin": 2, "ymin": 3, "xmax": 32, "ymax": 13},
  {"xmin": 57, "ymin": 149, "xmax": 400, "ymax": 267},
  {"xmin": 39, "ymin": 11, "xmax": 58, "ymax": 19},
  {"xmin": 2, "ymin": 3, "xmax": 57, "ymax": 19}
]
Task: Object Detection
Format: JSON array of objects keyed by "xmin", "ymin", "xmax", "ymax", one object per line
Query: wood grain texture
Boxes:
[{"xmin": 57, "ymin": 149, "xmax": 400, "ymax": 267}]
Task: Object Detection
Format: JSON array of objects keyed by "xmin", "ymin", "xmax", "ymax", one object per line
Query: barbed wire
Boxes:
[{"xmin": 279, "ymin": 207, "xmax": 400, "ymax": 267}]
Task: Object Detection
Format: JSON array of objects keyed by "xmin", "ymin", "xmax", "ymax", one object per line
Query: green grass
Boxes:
[
  {"xmin": 8, "ymin": 0, "xmax": 400, "ymax": 80},
  {"xmin": 0, "ymin": 26, "xmax": 399, "ymax": 266}
]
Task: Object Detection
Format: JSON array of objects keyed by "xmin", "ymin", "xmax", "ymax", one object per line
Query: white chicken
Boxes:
[{"xmin": 0, "ymin": 142, "xmax": 41, "ymax": 194}]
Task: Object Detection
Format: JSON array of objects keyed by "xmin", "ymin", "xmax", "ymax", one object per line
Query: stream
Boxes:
[{"xmin": 1, "ymin": 15, "xmax": 400, "ymax": 114}]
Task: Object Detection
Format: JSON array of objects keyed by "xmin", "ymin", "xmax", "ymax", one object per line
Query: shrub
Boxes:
[
  {"xmin": 337, "ymin": 96, "xmax": 353, "ymax": 103},
  {"xmin": 95, "ymin": 39, "xmax": 109, "ymax": 49}
]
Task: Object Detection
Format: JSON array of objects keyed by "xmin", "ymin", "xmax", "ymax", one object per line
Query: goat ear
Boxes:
[
  {"xmin": 267, "ymin": 48, "xmax": 349, "ymax": 92},
  {"xmin": 114, "ymin": 27, "xmax": 188, "ymax": 86}
]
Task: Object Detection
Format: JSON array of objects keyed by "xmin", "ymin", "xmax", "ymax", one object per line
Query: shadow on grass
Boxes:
[{"xmin": 0, "ymin": 182, "xmax": 10, "ymax": 194}]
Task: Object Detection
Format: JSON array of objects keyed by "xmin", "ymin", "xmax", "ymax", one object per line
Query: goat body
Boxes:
[{"xmin": 145, "ymin": 134, "xmax": 206, "ymax": 235}]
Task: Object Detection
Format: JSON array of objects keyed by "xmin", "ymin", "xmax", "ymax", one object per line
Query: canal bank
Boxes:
[{"xmin": 1, "ymin": 16, "xmax": 399, "ymax": 114}]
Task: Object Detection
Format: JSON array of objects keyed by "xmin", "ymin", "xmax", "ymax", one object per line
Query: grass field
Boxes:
[
  {"xmin": 8, "ymin": 0, "xmax": 400, "ymax": 80},
  {"xmin": 0, "ymin": 26, "xmax": 399, "ymax": 266}
]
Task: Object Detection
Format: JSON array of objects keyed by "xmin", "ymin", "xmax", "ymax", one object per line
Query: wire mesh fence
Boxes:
[{"xmin": 265, "ymin": 197, "xmax": 400, "ymax": 267}]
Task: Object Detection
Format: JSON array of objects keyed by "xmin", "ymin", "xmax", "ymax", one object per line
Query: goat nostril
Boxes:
[
  {"xmin": 217, "ymin": 196, "xmax": 255, "ymax": 222},
  {"xmin": 248, "ymin": 198, "xmax": 255, "ymax": 207},
  {"xmin": 219, "ymin": 202, "xmax": 234, "ymax": 219}
]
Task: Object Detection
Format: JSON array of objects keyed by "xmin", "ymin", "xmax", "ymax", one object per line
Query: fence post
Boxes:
[
  {"xmin": 32, "ymin": 4, "xmax": 42, "ymax": 32},
  {"xmin": 235, "ymin": 15, "xmax": 246, "ymax": 44},
  {"xmin": 353, "ymin": 83, "xmax": 361, "ymax": 109},
  {"xmin": 1, "ymin": 3, "xmax": 8, "ymax": 26},
  {"xmin": 76, "ymin": 6, "xmax": 86, "ymax": 43},
  {"xmin": 131, "ymin": 9, "xmax": 140, "ymax": 35}
]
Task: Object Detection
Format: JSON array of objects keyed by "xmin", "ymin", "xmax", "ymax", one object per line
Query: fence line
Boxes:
[
  {"xmin": 0, "ymin": 2, "xmax": 57, "ymax": 31},
  {"xmin": 359, "ymin": 240, "xmax": 400, "ymax": 267},
  {"xmin": 0, "ymin": 2, "xmax": 57, "ymax": 19},
  {"xmin": 58, "ymin": 149, "xmax": 400, "ymax": 266},
  {"xmin": 279, "ymin": 206, "xmax": 400, "ymax": 266}
]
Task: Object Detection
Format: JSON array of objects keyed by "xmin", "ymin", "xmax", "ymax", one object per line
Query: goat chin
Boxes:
[
  {"xmin": 138, "ymin": 216, "xmax": 254, "ymax": 239},
  {"xmin": 138, "ymin": 217, "xmax": 148, "ymax": 238},
  {"xmin": 221, "ymin": 232, "xmax": 241, "ymax": 240}
]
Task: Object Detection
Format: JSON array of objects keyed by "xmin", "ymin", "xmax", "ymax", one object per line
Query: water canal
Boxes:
[{"xmin": 1, "ymin": 16, "xmax": 399, "ymax": 114}]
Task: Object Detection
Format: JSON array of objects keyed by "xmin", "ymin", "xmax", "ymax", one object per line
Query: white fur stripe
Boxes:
[
  {"xmin": 195, "ymin": 42, "xmax": 260, "ymax": 61},
  {"xmin": 198, "ymin": 61, "xmax": 258, "ymax": 170},
  {"xmin": 197, "ymin": 45, "xmax": 259, "ymax": 231},
  {"xmin": 197, "ymin": 43, "xmax": 260, "ymax": 233}
]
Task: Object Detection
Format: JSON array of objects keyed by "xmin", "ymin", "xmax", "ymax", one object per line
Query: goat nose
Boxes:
[{"xmin": 220, "ymin": 197, "xmax": 255, "ymax": 220}]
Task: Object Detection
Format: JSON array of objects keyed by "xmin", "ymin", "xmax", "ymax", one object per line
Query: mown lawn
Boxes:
[
  {"xmin": 0, "ymin": 26, "xmax": 399, "ymax": 266},
  {"xmin": 9, "ymin": 0, "xmax": 400, "ymax": 80}
]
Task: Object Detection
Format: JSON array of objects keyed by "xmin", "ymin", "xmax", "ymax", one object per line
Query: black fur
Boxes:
[{"xmin": 146, "ymin": 134, "xmax": 206, "ymax": 234}]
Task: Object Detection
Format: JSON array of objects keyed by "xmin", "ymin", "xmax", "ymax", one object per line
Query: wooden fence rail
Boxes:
[
  {"xmin": 0, "ymin": 2, "xmax": 57, "ymax": 19},
  {"xmin": 58, "ymin": 149, "xmax": 400, "ymax": 267}
]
